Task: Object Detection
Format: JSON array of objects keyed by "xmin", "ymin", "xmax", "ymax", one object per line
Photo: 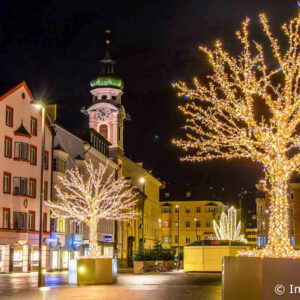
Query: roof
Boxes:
[
  {"xmin": 205, "ymin": 202, "xmax": 218, "ymax": 206},
  {"xmin": 0, "ymin": 81, "xmax": 34, "ymax": 102},
  {"xmin": 90, "ymin": 76, "xmax": 124, "ymax": 90},
  {"xmin": 14, "ymin": 122, "xmax": 31, "ymax": 137}
]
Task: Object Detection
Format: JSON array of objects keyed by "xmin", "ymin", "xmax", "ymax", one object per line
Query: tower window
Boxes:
[
  {"xmin": 112, "ymin": 96, "xmax": 116, "ymax": 100},
  {"xmin": 100, "ymin": 124, "xmax": 108, "ymax": 139},
  {"xmin": 101, "ymin": 95, "xmax": 107, "ymax": 100}
]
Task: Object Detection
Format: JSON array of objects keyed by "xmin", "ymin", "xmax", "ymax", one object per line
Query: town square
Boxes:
[{"xmin": 1, "ymin": 1, "xmax": 300, "ymax": 299}]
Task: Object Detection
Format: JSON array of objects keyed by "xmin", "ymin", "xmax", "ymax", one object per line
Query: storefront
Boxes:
[{"xmin": 48, "ymin": 233, "xmax": 83, "ymax": 271}]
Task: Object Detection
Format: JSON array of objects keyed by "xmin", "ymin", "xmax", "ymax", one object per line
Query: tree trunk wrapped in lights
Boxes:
[
  {"xmin": 173, "ymin": 10, "xmax": 300, "ymax": 258},
  {"xmin": 47, "ymin": 161, "xmax": 138, "ymax": 257}
]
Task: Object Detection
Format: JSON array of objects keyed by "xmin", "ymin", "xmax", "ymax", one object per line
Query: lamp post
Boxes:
[
  {"xmin": 176, "ymin": 204, "xmax": 180, "ymax": 267},
  {"xmin": 194, "ymin": 218, "xmax": 198, "ymax": 242},
  {"xmin": 139, "ymin": 177, "xmax": 145, "ymax": 249},
  {"xmin": 32, "ymin": 101, "xmax": 46, "ymax": 288}
]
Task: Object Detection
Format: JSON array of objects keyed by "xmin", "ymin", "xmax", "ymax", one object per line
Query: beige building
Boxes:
[{"xmin": 160, "ymin": 188, "xmax": 223, "ymax": 249}]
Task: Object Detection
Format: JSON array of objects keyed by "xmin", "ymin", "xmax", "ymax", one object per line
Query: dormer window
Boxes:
[
  {"xmin": 186, "ymin": 192, "xmax": 191, "ymax": 198},
  {"xmin": 165, "ymin": 192, "xmax": 170, "ymax": 198}
]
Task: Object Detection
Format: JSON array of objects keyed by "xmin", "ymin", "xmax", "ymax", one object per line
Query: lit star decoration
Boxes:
[
  {"xmin": 46, "ymin": 161, "xmax": 138, "ymax": 257},
  {"xmin": 173, "ymin": 10, "xmax": 300, "ymax": 258},
  {"xmin": 213, "ymin": 206, "xmax": 247, "ymax": 244}
]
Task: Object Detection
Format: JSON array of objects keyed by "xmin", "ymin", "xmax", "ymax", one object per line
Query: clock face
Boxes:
[{"xmin": 97, "ymin": 107, "xmax": 111, "ymax": 121}]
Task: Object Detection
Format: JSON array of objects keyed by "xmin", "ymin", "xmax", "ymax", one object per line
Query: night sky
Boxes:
[{"xmin": 0, "ymin": 0, "xmax": 298, "ymax": 207}]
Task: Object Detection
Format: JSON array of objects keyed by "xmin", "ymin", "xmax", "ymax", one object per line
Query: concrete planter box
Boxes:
[
  {"xmin": 223, "ymin": 256, "xmax": 300, "ymax": 300},
  {"xmin": 69, "ymin": 257, "xmax": 117, "ymax": 285},
  {"xmin": 184, "ymin": 245, "xmax": 249, "ymax": 272}
]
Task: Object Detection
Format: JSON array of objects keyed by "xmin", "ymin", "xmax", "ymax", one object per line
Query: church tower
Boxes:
[{"xmin": 86, "ymin": 41, "xmax": 126, "ymax": 161}]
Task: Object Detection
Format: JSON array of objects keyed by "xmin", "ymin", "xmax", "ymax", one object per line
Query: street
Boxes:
[{"xmin": 0, "ymin": 271, "xmax": 222, "ymax": 300}]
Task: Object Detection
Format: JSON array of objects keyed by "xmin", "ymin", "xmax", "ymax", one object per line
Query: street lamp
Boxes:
[
  {"xmin": 139, "ymin": 177, "xmax": 145, "ymax": 249},
  {"xmin": 176, "ymin": 204, "xmax": 180, "ymax": 267},
  {"xmin": 32, "ymin": 101, "xmax": 46, "ymax": 287},
  {"xmin": 194, "ymin": 218, "xmax": 198, "ymax": 242}
]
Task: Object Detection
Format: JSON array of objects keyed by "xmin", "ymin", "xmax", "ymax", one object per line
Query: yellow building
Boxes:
[
  {"xmin": 160, "ymin": 197, "xmax": 223, "ymax": 249},
  {"xmin": 117, "ymin": 158, "xmax": 162, "ymax": 266}
]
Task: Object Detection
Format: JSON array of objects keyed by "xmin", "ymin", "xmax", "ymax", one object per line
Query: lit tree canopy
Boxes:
[
  {"xmin": 47, "ymin": 161, "xmax": 138, "ymax": 257},
  {"xmin": 173, "ymin": 10, "xmax": 300, "ymax": 257}
]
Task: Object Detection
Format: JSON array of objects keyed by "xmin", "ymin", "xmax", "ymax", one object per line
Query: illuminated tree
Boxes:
[
  {"xmin": 47, "ymin": 161, "xmax": 138, "ymax": 257},
  {"xmin": 173, "ymin": 10, "xmax": 300, "ymax": 257},
  {"xmin": 213, "ymin": 207, "xmax": 247, "ymax": 244}
]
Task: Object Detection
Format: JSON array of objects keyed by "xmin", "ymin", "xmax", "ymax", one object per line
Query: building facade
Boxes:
[
  {"xmin": 48, "ymin": 124, "xmax": 118, "ymax": 270},
  {"xmin": 160, "ymin": 188, "xmax": 223, "ymax": 249},
  {"xmin": 0, "ymin": 82, "xmax": 52, "ymax": 273}
]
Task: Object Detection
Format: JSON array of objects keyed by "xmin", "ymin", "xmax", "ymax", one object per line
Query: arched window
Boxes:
[{"xmin": 99, "ymin": 124, "xmax": 108, "ymax": 139}]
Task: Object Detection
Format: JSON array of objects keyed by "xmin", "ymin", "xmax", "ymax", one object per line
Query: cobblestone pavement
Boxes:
[{"xmin": 0, "ymin": 270, "xmax": 222, "ymax": 300}]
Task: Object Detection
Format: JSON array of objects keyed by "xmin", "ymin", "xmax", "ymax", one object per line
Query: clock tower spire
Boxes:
[{"xmin": 86, "ymin": 30, "xmax": 126, "ymax": 160}]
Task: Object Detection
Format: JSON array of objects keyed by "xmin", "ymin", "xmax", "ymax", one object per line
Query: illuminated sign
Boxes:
[{"xmin": 103, "ymin": 235, "xmax": 112, "ymax": 242}]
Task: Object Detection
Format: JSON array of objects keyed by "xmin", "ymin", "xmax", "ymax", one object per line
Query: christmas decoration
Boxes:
[
  {"xmin": 173, "ymin": 10, "xmax": 300, "ymax": 257},
  {"xmin": 213, "ymin": 207, "xmax": 247, "ymax": 244},
  {"xmin": 47, "ymin": 161, "xmax": 138, "ymax": 257}
]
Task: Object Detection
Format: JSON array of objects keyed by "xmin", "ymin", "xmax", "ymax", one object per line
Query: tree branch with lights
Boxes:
[
  {"xmin": 47, "ymin": 161, "xmax": 138, "ymax": 257},
  {"xmin": 173, "ymin": 10, "xmax": 300, "ymax": 258}
]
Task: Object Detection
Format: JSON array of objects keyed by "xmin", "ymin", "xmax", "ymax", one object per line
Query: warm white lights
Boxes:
[
  {"xmin": 47, "ymin": 161, "xmax": 138, "ymax": 257},
  {"xmin": 139, "ymin": 177, "xmax": 145, "ymax": 184},
  {"xmin": 213, "ymin": 206, "xmax": 247, "ymax": 244},
  {"xmin": 173, "ymin": 10, "xmax": 300, "ymax": 258}
]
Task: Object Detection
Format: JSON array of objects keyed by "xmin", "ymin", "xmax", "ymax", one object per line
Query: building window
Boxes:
[
  {"xmin": 186, "ymin": 221, "xmax": 190, "ymax": 227},
  {"xmin": 6, "ymin": 106, "xmax": 13, "ymax": 127},
  {"xmin": 43, "ymin": 151, "xmax": 49, "ymax": 170},
  {"xmin": 162, "ymin": 207, "xmax": 171, "ymax": 213},
  {"xmin": 73, "ymin": 222, "xmax": 81, "ymax": 234},
  {"xmin": 99, "ymin": 124, "xmax": 108, "ymax": 139},
  {"xmin": 30, "ymin": 117, "xmax": 37, "ymax": 136},
  {"xmin": 53, "ymin": 157, "xmax": 67, "ymax": 173},
  {"xmin": 3, "ymin": 208, "xmax": 10, "ymax": 229},
  {"xmin": 175, "ymin": 235, "xmax": 179, "ymax": 243},
  {"xmin": 3, "ymin": 172, "xmax": 11, "ymax": 194},
  {"xmin": 29, "ymin": 178, "xmax": 36, "ymax": 198},
  {"xmin": 186, "ymin": 237, "xmax": 191, "ymax": 244},
  {"xmin": 206, "ymin": 206, "xmax": 217, "ymax": 213},
  {"xmin": 13, "ymin": 177, "xmax": 27, "ymax": 195},
  {"xmin": 44, "ymin": 181, "xmax": 48, "ymax": 200},
  {"xmin": 206, "ymin": 220, "xmax": 212, "ymax": 227},
  {"xmin": 291, "ymin": 192, "xmax": 295, "ymax": 201},
  {"xmin": 196, "ymin": 207, "xmax": 201, "ymax": 213},
  {"xmin": 57, "ymin": 218, "xmax": 65, "ymax": 233},
  {"xmin": 186, "ymin": 207, "xmax": 190, "ymax": 213},
  {"xmin": 196, "ymin": 220, "xmax": 201, "ymax": 227},
  {"xmin": 186, "ymin": 192, "xmax": 191, "ymax": 198},
  {"xmin": 43, "ymin": 213, "xmax": 47, "ymax": 232},
  {"xmin": 28, "ymin": 211, "xmax": 35, "ymax": 231},
  {"xmin": 30, "ymin": 145, "xmax": 37, "ymax": 165},
  {"xmin": 197, "ymin": 235, "xmax": 201, "ymax": 242},
  {"xmin": 14, "ymin": 142, "xmax": 29, "ymax": 160},
  {"xmin": 165, "ymin": 192, "xmax": 170, "ymax": 198},
  {"xmin": 13, "ymin": 212, "xmax": 27, "ymax": 229},
  {"xmin": 162, "ymin": 236, "xmax": 172, "ymax": 243},
  {"xmin": 174, "ymin": 220, "xmax": 179, "ymax": 227},
  {"xmin": 175, "ymin": 206, "xmax": 179, "ymax": 213},
  {"xmin": 4, "ymin": 136, "xmax": 12, "ymax": 158}
]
